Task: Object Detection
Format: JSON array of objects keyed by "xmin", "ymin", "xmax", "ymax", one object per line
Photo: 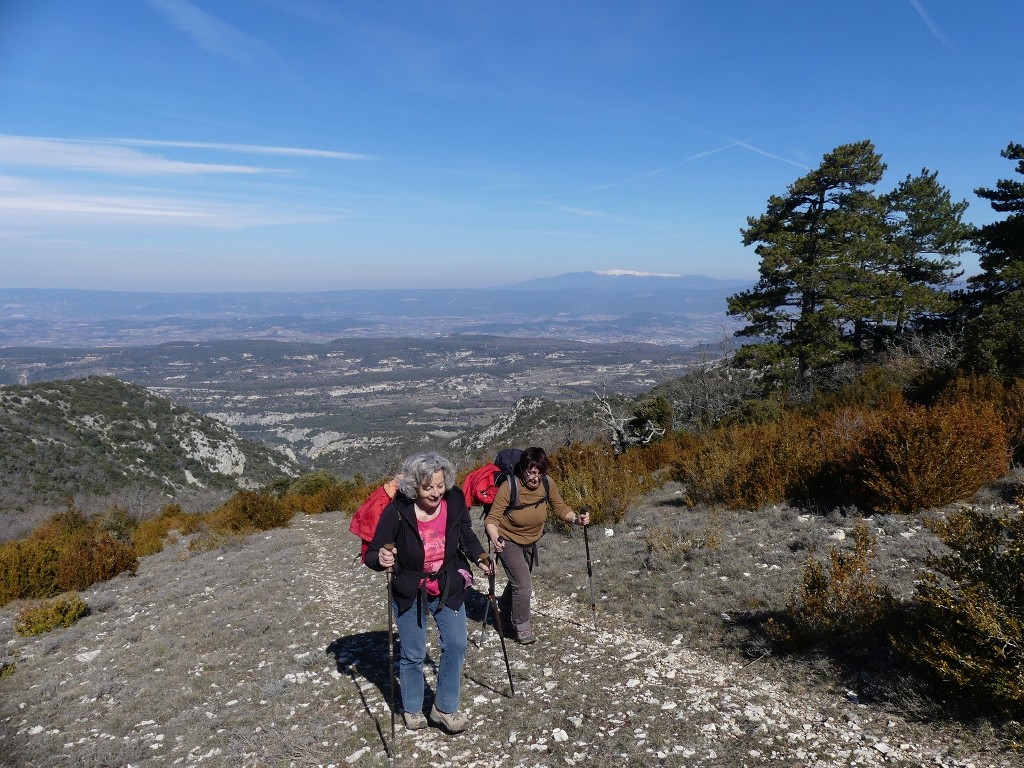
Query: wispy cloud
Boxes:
[
  {"xmin": 907, "ymin": 0, "xmax": 950, "ymax": 47},
  {"xmin": 112, "ymin": 139, "xmax": 377, "ymax": 161},
  {"xmin": 0, "ymin": 135, "xmax": 276, "ymax": 175},
  {"xmin": 143, "ymin": 0, "xmax": 265, "ymax": 66},
  {"xmin": 0, "ymin": 175, "xmax": 350, "ymax": 229},
  {"xmin": 532, "ymin": 200, "xmax": 619, "ymax": 220},
  {"xmin": 586, "ymin": 132, "xmax": 808, "ymax": 194}
]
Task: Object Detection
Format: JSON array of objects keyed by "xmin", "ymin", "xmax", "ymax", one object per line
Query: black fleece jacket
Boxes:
[{"xmin": 364, "ymin": 487, "xmax": 486, "ymax": 612}]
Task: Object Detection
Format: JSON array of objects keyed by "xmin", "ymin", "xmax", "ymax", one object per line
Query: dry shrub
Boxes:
[
  {"xmin": 938, "ymin": 374, "xmax": 1024, "ymax": 465},
  {"xmin": 55, "ymin": 531, "xmax": 138, "ymax": 592},
  {"xmin": 0, "ymin": 504, "xmax": 138, "ymax": 605},
  {"xmin": 132, "ymin": 503, "xmax": 205, "ymax": 557},
  {"xmin": 895, "ymin": 507, "xmax": 1024, "ymax": 717},
  {"xmin": 644, "ymin": 509, "xmax": 724, "ymax": 558},
  {"xmin": 675, "ymin": 413, "xmax": 821, "ymax": 509},
  {"xmin": 767, "ymin": 520, "xmax": 893, "ymax": 650},
  {"xmin": 618, "ymin": 434, "xmax": 695, "ymax": 489},
  {"xmin": 15, "ymin": 592, "xmax": 89, "ymax": 637},
  {"xmin": 549, "ymin": 439, "xmax": 644, "ymax": 525},
  {"xmin": 803, "ymin": 405, "xmax": 886, "ymax": 503},
  {"xmin": 855, "ymin": 397, "xmax": 1008, "ymax": 512},
  {"xmin": 207, "ymin": 490, "xmax": 294, "ymax": 534},
  {"xmin": 287, "ymin": 477, "xmax": 378, "ymax": 515},
  {"xmin": 0, "ymin": 538, "xmax": 62, "ymax": 605}
]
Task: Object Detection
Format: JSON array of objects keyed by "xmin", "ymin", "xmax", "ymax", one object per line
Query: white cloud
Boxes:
[
  {"xmin": 908, "ymin": 0, "xmax": 950, "ymax": 48},
  {"xmin": 143, "ymin": 0, "xmax": 265, "ymax": 66},
  {"xmin": 0, "ymin": 135, "xmax": 274, "ymax": 176},
  {"xmin": 112, "ymin": 139, "xmax": 376, "ymax": 161}
]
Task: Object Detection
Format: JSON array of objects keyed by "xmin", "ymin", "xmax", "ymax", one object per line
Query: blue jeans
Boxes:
[{"xmin": 393, "ymin": 595, "xmax": 467, "ymax": 715}]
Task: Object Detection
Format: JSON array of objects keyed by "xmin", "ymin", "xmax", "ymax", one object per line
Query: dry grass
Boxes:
[{"xmin": 1, "ymin": 481, "xmax": 1022, "ymax": 767}]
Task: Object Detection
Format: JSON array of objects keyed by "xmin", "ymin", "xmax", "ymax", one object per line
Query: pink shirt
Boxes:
[{"xmin": 417, "ymin": 501, "xmax": 447, "ymax": 595}]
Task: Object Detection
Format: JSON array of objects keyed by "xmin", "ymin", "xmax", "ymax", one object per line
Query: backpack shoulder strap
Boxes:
[{"xmin": 508, "ymin": 474, "xmax": 518, "ymax": 510}]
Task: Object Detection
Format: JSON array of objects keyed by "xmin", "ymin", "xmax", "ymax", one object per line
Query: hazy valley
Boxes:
[{"xmin": 0, "ymin": 274, "xmax": 741, "ymax": 482}]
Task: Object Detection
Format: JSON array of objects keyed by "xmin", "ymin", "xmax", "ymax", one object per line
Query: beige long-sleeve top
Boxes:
[{"xmin": 484, "ymin": 475, "xmax": 574, "ymax": 546}]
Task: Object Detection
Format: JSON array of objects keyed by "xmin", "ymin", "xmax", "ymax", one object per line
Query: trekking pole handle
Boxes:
[{"xmin": 383, "ymin": 543, "xmax": 396, "ymax": 571}]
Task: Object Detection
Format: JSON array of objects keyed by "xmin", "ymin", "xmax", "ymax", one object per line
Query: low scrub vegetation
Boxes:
[
  {"xmin": 15, "ymin": 592, "xmax": 89, "ymax": 637},
  {"xmin": 897, "ymin": 506, "xmax": 1024, "ymax": 717},
  {"xmin": 0, "ymin": 503, "xmax": 138, "ymax": 606}
]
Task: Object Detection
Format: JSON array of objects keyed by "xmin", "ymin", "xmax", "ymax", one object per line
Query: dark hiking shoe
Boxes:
[
  {"xmin": 429, "ymin": 704, "xmax": 469, "ymax": 734},
  {"xmin": 403, "ymin": 712, "xmax": 427, "ymax": 730},
  {"xmin": 514, "ymin": 620, "xmax": 537, "ymax": 645}
]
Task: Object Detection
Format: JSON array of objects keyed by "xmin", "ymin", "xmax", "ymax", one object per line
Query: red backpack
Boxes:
[
  {"xmin": 348, "ymin": 479, "xmax": 398, "ymax": 561},
  {"xmin": 461, "ymin": 448, "xmax": 547, "ymax": 518}
]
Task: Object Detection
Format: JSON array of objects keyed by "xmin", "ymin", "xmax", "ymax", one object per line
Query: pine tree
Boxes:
[
  {"xmin": 963, "ymin": 142, "xmax": 1024, "ymax": 378},
  {"xmin": 729, "ymin": 142, "xmax": 969, "ymax": 386},
  {"xmin": 880, "ymin": 170, "xmax": 969, "ymax": 341},
  {"xmin": 728, "ymin": 140, "xmax": 890, "ymax": 383}
]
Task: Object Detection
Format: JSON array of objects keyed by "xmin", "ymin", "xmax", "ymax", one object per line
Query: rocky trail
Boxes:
[{"xmin": 0, "ymin": 511, "xmax": 1010, "ymax": 767}]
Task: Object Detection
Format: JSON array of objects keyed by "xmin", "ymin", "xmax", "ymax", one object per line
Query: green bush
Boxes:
[
  {"xmin": 15, "ymin": 593, "xmax": 89, "ymax": 637},
  {"xmin": 895, "ymin": 507, "xmax": 1024, "ymax": 717},
  {"xmin": 288, "ymin": 470, "xmax": 340, "ymax": 497}
]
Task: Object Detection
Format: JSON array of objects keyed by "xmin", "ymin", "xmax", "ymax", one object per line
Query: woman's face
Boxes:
[
  {"xmin": 521, "ymin": 465, "xmax": 542, "ymax": 491},
  {"xmin": 415, "ymin": 470, "xmax": 446, "ymax": 512}
]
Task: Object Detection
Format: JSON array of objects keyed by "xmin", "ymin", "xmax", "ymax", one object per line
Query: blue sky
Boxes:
[{"xmin": 1, "ymin": 1, "xmax": 1022, "ymax": 292}]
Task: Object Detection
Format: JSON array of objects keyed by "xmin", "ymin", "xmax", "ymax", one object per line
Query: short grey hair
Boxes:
[{"xmin": 397, "ymin": 451, "xmax": 456, "ymax": 498}]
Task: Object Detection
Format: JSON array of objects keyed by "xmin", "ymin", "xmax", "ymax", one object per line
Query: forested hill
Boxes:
[{"xmin": 0, "ymin": 376, "xmax": 298, "ymax": 520}]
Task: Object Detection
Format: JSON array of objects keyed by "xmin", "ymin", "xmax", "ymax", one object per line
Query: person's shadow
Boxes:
[{"xmin": 325, "ymin": 631, "xmax": 442, "ymax": 748}]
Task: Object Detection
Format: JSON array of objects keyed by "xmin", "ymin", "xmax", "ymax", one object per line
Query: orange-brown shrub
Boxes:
[
  {"xmin": 206, "ymin": 490, "xmax": 293, "ymax": 533},
  {"xmin": 0, "ymin": 505, "xmax": 138, "ymax": 606},
  {"xmin": 288, "ymin": 477, "xmax": 379, "ymax": 516},
  {"xmin": 855, "ymin": 397, "xmax": 1008, "ymax": 512},
  {"xmin": 549, "ymin": 439, "xmax": 644, "ymax": 525},
  {"xmin": 675, "ymin": 413, "xmax": 822, "ymax": 509},
  {"xmin": 132, "ymin": 503, "xmax": 206, "ymax": 556},
  {"xmin": 55, "ymin": 531, "xmax": 138, "ymax": 592},
  {"xmin": 0, "ymin": 538, "xmax": 62, "ymax": 605},
  {"xmin": 938, "ymin": 374, "xmax": 1024, "ymax": 466}
]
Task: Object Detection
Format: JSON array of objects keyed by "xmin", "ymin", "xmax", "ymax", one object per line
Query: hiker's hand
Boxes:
[
  {"xmin": 491, "ymin": 535, "xmax": 505, "ymax": 553},
  {"xmin": 575, "ymin": 510, "xmax": 590, "ymax": 526},
  {"xmin": 476, "ymin": 554, "xmax": 494, "ymax": 576},
  {"xmin": 379, "ymin": 546, "xmax": 395, "ymax": 568}
]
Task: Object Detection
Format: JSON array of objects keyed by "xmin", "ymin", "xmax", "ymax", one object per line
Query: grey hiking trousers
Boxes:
[{"xmin": 497, "ymin": 539, "xmax": 538, "ymax": 628}]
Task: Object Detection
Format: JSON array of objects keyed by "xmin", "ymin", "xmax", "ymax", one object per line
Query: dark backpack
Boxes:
[{"xmin": 490, "ymin": 448, "xmax": 549, "ymax": 518}]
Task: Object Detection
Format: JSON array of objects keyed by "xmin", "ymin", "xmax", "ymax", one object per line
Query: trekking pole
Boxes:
[
  {"xmin": 384, "ymin": 543, "xmax": 397, "ymax": 754},
  {"xmin": 581, "ymin": 516, "xmax": 598, "ymax": 631},
  {"xmin": 482, "ymin": 548, "xmax": 516, "ymax": 697},
  {"xmin": 477, "ymin": 538, "xmax": 492, "ymax": 648}
]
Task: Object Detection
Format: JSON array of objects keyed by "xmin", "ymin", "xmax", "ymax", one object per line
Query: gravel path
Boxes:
[{"xmin": 0, "ymin": 511, "xmax": 1011, "ymax": 767}]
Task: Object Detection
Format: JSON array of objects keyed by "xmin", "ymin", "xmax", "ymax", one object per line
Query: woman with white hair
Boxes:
[{"xmin": 365, "ymin": 451, "xmax": 493, "ymax": 734}]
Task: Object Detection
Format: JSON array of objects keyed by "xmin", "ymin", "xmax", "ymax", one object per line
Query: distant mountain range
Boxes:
[{"xmin": 0, "ymin": 272, "xmax": 752, "ymax": 348}]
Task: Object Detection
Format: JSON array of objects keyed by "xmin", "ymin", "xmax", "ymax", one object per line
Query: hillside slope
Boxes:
[
  {"xmin": 0, "ymin": 509, "xmax": 1008, "ymax": 768},
  {"xmin": 0, "ymin": 376, "xmax": 298, "ymax": 514}
]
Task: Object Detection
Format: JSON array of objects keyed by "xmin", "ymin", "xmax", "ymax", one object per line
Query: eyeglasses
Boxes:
[{"xmin": 523, "ymin": 468, "xmax": 542, "ymax": 477}]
